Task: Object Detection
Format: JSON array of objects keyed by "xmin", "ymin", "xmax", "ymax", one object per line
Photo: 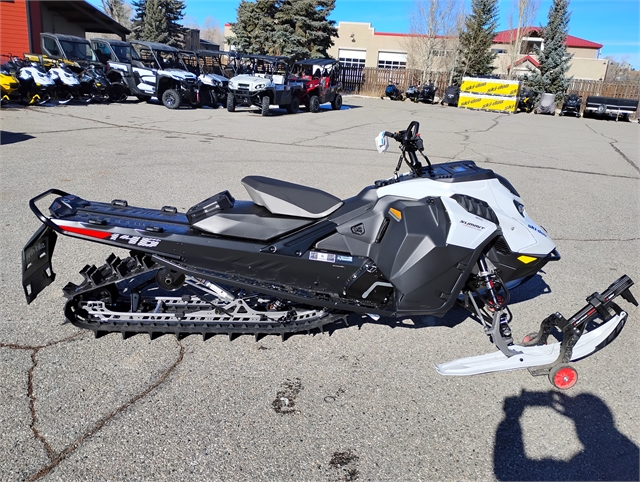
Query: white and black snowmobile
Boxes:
[{"xmin": 22, "ymin": 121, "xmax": 636, "ymax": 389}]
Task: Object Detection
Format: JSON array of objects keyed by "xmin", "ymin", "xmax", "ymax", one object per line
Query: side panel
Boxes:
[{"xmin": 337, "ymin": 196, "xmax": 484, "ymax": 313}]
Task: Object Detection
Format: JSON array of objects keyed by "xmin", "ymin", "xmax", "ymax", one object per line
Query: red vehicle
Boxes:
[{"xmin": 292, "ymin": 58, "xmax": 343, "ymax": 113}]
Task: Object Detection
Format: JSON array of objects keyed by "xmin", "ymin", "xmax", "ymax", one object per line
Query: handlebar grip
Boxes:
[{"xmin": 384, "ymin": 131, "xmax": 396, "ymax": 139}]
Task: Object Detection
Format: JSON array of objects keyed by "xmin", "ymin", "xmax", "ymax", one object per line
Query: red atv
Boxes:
[{"xmin": 292, "ymin": 58, "xmax": 343, "ymax": 113}]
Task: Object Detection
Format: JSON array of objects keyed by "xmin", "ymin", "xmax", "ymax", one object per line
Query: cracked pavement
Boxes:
[{"xmin": 1, "ymin": 98, "xmax": 638, "ymax": 481}]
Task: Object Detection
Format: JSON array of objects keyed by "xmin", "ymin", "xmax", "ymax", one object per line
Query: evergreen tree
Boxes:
[
  {"xmin": 140, "ymin": 0, "xmax": 170, "ymax": 44},
  {"xmin": 131, "ymin": 0, "xmax": 186, "ymax": 47},
  {"xmin": 455, "ymin": 0, "xmax": 499, "ymax": 80},
  {"xmin": 163, "ymin": 0, "xmax": 187, "ymax": 47},
  {"xmin": 228, "ymin": 0, "xmax": 279, "ymax": 54},
  {"xmin": 228, "ymin": 0, "xmax": 338, "ymax": 60},
  {"xmin": 525, "ymin": 0, "xmax": 572, "ymax": 98}
]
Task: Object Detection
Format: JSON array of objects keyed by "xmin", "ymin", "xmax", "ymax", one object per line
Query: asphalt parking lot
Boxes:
[{"xmin": 1, "ymin": 97, "xmax": 639, "ymax": 482}]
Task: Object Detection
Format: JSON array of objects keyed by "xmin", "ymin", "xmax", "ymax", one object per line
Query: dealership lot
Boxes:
[{"xmin": 1, "ymin": 98, "xmax": 638, "ymax": 481}]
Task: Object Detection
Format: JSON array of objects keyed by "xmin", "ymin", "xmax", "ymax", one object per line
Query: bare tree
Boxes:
[
  {"xmin": 506, "ymin": 0, "xmax": 540, "ymax": 79},
  {"xmin": 101, "ymin": 0, "xmax": 133, "ymax": 29},
  {"xmin": 184, "ymin": 16, "xmax": 225, "ymax": 47},
  {"xmin": 405, "ymin": 0, "xmax": 465, "ymax": 84},
  {"xmin": 604, "ymin": 55, "xmax": 633, "ymax": 81}
]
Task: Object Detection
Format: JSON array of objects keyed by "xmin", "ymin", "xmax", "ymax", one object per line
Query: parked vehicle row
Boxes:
[
  {"xmin": 379, "ymin": 78, "xmax": 637, "ymax": 122},
  {"xmin": 1, "ymin": 33, "xmax": 345, "ymax": 116}
]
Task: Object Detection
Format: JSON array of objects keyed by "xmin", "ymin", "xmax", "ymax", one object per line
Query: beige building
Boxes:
[
  {"xmin": 491, "ymin": 27, "xmax": 608, "ymax": 80},
  {"xmin": 224, "ymin": 21, "xmax": 609, "ymax": 80}
]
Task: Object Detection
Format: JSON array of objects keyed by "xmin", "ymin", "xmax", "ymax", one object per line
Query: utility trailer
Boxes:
[{"xmin": 583, "ymin": 95, "xmax": 639, "ymax": 121}]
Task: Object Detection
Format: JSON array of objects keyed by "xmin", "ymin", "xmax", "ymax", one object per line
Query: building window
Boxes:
[
  {"xmin": 377, "ymin": 51, "xmax": 407, "ymax": 69},
  {"xmin": 339, "ymin": 57, "xmax": 366, "ymax": 68},
  {"xmin": 338, "ymin": 48, "xmax": 366, "ymax": 68}
]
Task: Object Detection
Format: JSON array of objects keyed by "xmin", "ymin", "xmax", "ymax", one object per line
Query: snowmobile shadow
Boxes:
[
  {"xmin": 507, "ymin": 273, "xmax": 552, "ymax": 305},
  {"xmin": 493, "ymin": 390, "xmax": 639, "ymax": 481},
  {"xmin": 0, "ymin": 130, "xmax": 35, "ymax": 145}
]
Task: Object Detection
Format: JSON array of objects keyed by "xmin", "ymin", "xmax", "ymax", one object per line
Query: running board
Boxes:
[{"xmin": 435, "ymin": 310, "xmax": 627, "ymax": 376}]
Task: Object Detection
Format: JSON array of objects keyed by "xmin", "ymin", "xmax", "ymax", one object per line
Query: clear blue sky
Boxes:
[{"xmin": 115, "ymin": 0, "xmax": 640, "ymax": 68}]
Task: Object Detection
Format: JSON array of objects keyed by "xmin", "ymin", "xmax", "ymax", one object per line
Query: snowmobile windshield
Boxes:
[{"xmin": 59, "ymin": 41, "xmax": 96, "ymax": 62}]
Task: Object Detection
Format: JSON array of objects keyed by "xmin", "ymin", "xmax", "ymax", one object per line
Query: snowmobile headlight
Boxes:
[{"xmin": 513, "ymin": 200, "xmax": 525, "ymax": 217}]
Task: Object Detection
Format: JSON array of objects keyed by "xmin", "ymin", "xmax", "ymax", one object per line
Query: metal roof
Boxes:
[
  {"xmin": 91, "ymin": 38, "xmax": 131, "ymax": 47},
  {"xmin": 130, "ymin": 41, "xmax": 179, "ymax": 52},
  {"xmin": 42, "ymin": 33, "xmax": 91, "ymax": 44},
  {"xmin": 493, "ymin": 28, "xmax": 603, "ymax": 49},
  {"xmin": 197, "ymin": 50, "xmax": 235, "ymax": 57},
  {"xmin": 41, "ymin": 1, "xmax": 130, "ymax": 38},
  {"xmin": 294, "ymin": 58, "xmax": 338, "ymax": 66}
]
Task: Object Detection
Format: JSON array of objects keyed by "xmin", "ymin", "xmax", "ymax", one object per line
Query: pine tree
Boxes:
[
  {"xmin": 130, "ymin": 0, "xmax": 146, "ymax": 39},
  {"xmin": 525, "ymin": 0, "xmax": 572, "ymax": 98},
  {"xmin": 228, "ymin": 0, "xmax": 279, "ymax": 54},
  {"xmin": 131, "ymin": 0, "xmax": 186, "ymax": 47},
  {"xmin": 455, "ymin": 0, "xmax": 499, "ymax": 80},
  {"xmin": 139, "ymin": 0, "xmax": 170, "ymax": 44},
  {"xmin": 228, "ymin": 0, "xmax": 338, "ymax": 60},
  {"xmin": 163, "ymin": 0, "xmax": 187, "ymax": 47}
]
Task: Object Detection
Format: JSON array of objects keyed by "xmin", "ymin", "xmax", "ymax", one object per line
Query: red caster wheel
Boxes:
[
  {"xmin": 549, "ymin": 364, "xmax": 578, "ymax": 390},
  {"xmin": 522, "ymin": 332, "xmax": 545, "ymax": 346}
]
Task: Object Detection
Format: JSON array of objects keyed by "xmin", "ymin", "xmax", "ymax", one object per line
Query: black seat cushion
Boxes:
[{"xmin": 242, "ymin": 176, "xmax": 343, "ymax": 219}]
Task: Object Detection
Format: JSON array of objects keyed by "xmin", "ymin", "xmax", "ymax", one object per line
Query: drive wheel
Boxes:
[
  {"xmin": 286, "ymin": 96, "xmax": 299, "ymax": 114},
  {"xmin": 309, "ymin": 95, "xmax": 320, "ymax": 113},
  {"xmin": 156, "ymin": 268, "xmax": 186, "ymax": 291},
  {"xmin": 331, "ymin": 93, "xmax": 342, "ymax": 110},
  {"xmin": 109, "ymin": 83, "xmax": 127, "ymax": 102},
  {"xmin": 208, "ymin": 91, "xmax": 219, "ymax": 109},
  {"xmin": 227, "ymin": 94, "xmax": 236, "ymax": 112},
  {"xmin": 549, "ymin": 364, "xmax": 578, "ymax": 390},
  {"xmin": 162, "ymin": 89, "xmax": 181, "ymax": 109},
  {"xmin": 261, "ymin": 95, "xmax": 270, "ymax": 116}
]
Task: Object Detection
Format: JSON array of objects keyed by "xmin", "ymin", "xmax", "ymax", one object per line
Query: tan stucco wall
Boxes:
[{"xmin": 225, "ymin": 21, "xmax": 606, "ymax": 80}]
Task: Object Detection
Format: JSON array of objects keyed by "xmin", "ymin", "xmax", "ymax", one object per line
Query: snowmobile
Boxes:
[
  {"xmin": 440, "ymin": 85, "xmax": 460, "ymax": 107},
  {"xmin": 381, "ymin": 82, "xmax": 404, "ymax": 101},
  {"xmin": 559, "ymin": 93, "xmax": 582, "ymax": 117},
  {"xmin": 4, "ymin": 56, "xmax": 55, "ymax": 105},
  {"xmin": 22, "ymin": 121, "xmax": 636, "ymax": 389},
  {"xmin": 516, "ymin": 87, "xmax": 535, "ymax": 113},
  {"xmin": 406, "ymin": 82, "xmax": 437, "ymax": 104}
]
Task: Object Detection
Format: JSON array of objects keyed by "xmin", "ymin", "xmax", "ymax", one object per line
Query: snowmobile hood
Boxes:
[
  {"xmin": 158, "ymin": 69, "xmax": 197, "ymax": 80},
  {"xmin": 199, "ymin": 73, "xmax": 228, "ymax": 86},
  {"xmin": 228, "ymin": 74, "xmax": 275, "ymax": 91}
]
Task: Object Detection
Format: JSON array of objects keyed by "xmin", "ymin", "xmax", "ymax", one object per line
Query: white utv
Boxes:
[
  {"xmin": 226, "ymin": 55, "xmax": 302, "ymax": 116},
  {"xmin": 178, "ymin": 50, "xmax": 237, "ymax": 108},
  {"xmin": 102, "ymin": 40, "xmax": 198, "ymax": 109}
]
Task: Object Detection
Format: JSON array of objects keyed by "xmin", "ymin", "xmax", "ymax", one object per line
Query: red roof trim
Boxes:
[
  {"xmin": 510, "ymin": 55, "xmax": 540, "ymax": 68},
  {"xmin": 493, "ymin": 27, "xmax": 603, "ymax": 49},
  {"xmin": 374, "ymin": 31, "xmax": 452, "ymax": 38}
]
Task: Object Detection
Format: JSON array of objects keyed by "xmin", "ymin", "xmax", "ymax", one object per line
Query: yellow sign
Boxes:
[
  {"xmin": 458, "ymin": 93, "xmax": 518, "ymax": 114},
  {"xmin": 461, "ymin": 77, "xmax": 520, "ymax": 97}
]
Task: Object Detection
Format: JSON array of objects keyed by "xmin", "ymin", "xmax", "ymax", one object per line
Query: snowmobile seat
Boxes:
[{"xmin": 241, "ymin": 176, "xmax": 343, "ymax": 219}]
